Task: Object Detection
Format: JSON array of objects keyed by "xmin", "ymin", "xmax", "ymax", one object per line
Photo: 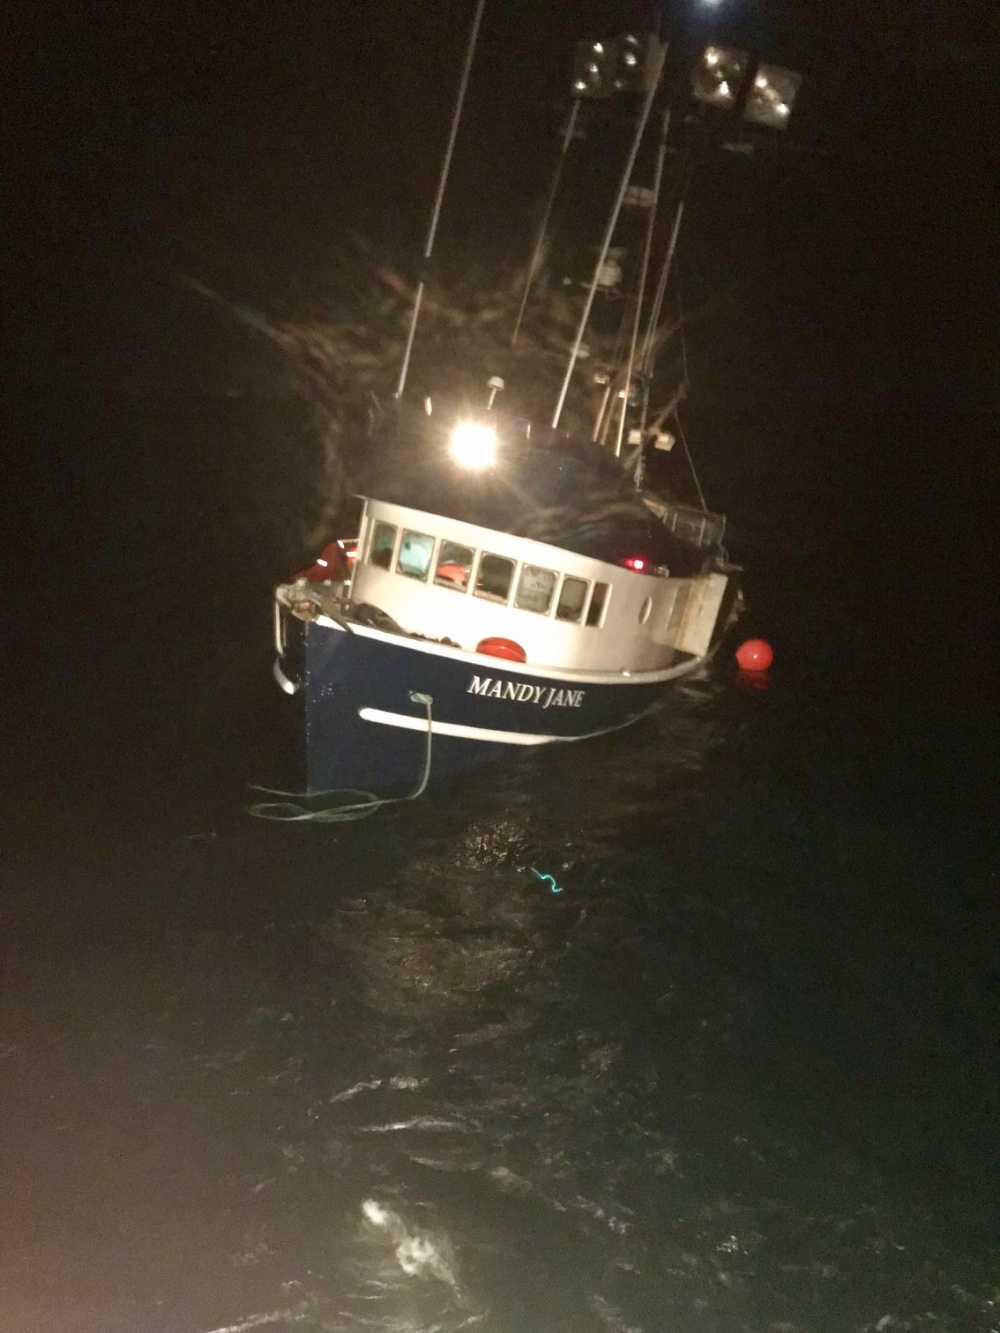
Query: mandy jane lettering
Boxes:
[{"xmin": 467, "ymin": 676, "xmax": 584, "ymax": 708}]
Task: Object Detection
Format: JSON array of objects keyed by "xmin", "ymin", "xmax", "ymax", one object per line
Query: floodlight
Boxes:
[
  {"xmin": 743, "ymin": 64, "xmax": 802, "ymax": 128},
  {"xmin": 691, "ymin": 45, "xmax": 749, "ymax": 109},
  {"xmin": 449, "ymin": 420, "xmax": 497, "ymax": 469},
  {"xmin": 573, "ymin": 33, "xmax": 661, "ymax": 97},
  {"xmin": 572, "ymin": 38, "xmax": 613, "ymax": 98},
  {"xmin": 614, "ymin": 34, "xmax": 660, "ymax": 93}
]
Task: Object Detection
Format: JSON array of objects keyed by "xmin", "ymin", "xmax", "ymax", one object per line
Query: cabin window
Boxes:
[
  {"xmin": 555, "ymin": 576, "xmax": 589, "ymax": 623},
  {"xmin": 369, "ymin": 521, "xmax": 397, "ymax": 570},
  {"xmin": 514, "ymin": 564, "xmax": 557, "ymax": 614},
  {"xmin": 586, "ymin": 581, "xmax": 610, "ymax": 627},
  {"xmin": 474, "ymin": 553, "xmax": 515, "ymax": 604},
  {"xmin": 434, "ymin": 541, "xmax": 473, "ymax": 591},
  {"xmin": 396, "ymin": 530, "xmax": 435, "ymax": 580}
]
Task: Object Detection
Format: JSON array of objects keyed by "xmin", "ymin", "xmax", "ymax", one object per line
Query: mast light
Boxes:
[{"xmin": 449, "ymin": 420, "xmax": 498, "ymax": 470}]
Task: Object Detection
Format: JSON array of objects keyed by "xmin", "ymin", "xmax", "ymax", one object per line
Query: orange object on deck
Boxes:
[{"xmin": 476, "ymin": 637, "xmax": 527, "ymax": 663}]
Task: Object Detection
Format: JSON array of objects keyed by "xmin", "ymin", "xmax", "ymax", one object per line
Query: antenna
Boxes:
[{"xmin": 395, "ymin": 0, "xmax": 486, "ymax": 400}]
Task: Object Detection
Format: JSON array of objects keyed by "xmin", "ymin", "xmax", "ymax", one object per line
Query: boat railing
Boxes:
[{"xmin": 654, "ymin": 502, "xmax": 727, "ymax": 550}]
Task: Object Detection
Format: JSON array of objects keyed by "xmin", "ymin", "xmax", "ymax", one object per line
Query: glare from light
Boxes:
[
  {"xmin": 363, "ymin": 1200, "xmax": 390, "ymax": 1227},
  {"xmin": 450, "ymin": 420, "xmax": 498, "ymax": 469},
  {"xmin": 691, "ymin": 45, "xmax": 748, "ymax": 108},
  {"xmin": 744, "ymin": 63, "xmax": 802, "ymax": 128}
]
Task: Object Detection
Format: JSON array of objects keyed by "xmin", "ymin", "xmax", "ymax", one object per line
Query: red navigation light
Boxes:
[{"xmin": 624, "ymin": 556, "xmax": 647, "ymax": 572}]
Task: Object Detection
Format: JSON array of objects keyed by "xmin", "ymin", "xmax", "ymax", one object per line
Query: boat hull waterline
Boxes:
[{"xmin": 301, "ymin": 619, "xmax": 706, "ymax": 792}]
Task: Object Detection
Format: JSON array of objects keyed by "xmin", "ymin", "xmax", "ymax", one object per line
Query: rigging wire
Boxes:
[
  {"xmin": 395, "ymin": 0, "xmax": 485, "ymax": 399},
  {"xmin": 511, "ymin": 98, "xmax": 582, "ymax": 350},
  {"xmin": 673, "ymin": 412, "xmax": 708, "ymax": 513},
  {"xmin": 639, "ymin": 158, "xmax": 694, "ymax": 379},
  {"xmin": 673, "ymin": 251, "xmax": 709, "ymax": 512}
]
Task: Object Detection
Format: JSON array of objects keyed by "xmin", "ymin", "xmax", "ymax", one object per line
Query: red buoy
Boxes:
[
  {"xmin": 736, "ymin": 638, "xmax": 774, "ymax": 672},
  {"xmin": 476, "ymin": 637, "xmax": 527, "ymax": 663}
]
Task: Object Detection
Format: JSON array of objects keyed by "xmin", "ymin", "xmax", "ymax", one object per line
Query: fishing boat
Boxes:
[{"xmin": 268, "ymin": 8, "xmax": 778, "ymax": 797}]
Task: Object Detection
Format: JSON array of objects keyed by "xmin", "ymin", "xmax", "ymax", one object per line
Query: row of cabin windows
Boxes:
[{"xmin": 367, "ymin": 520, "xmax": 609, "ymax": 627}]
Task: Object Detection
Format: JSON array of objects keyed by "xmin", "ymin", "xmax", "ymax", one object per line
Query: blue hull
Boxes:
[{"xmin": 302, "ymin": 622, "xmax": 694, "ymax": 793}]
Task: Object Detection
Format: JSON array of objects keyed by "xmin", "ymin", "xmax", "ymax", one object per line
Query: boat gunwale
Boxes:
[{"xmin": 308, "ymin": 613, "xmax": 704, "ymax": 686}]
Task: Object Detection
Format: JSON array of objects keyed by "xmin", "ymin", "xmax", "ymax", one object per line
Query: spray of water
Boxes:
[{"xmin": 362, "ymin": 1199, "xmax": 462, "ymax": 1295}]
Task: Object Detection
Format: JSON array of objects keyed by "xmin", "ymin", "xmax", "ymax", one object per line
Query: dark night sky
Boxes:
[
  {"xmin": 11, "ymin": 0, "xmax": 998, "ymax": 370},
  {"xmin": 7, "ymin": 0, "xmax": 998, "ymax": 544}
]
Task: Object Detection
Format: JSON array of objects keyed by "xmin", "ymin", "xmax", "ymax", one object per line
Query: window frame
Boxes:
[
  {"xmin": 472, "ymin": 551, "xmax": 517, "ymax": 605},
  {"xmin": 367, "ymin": 520, "xmax": 399, "ymax": 571},
  {"xmin": 433, "ymin": 539, "xmax": 475, "ymax": 593},
  {"xmin": 394, "ymin": 529, "xmax": 437, "ymax": 582},
  {"xmin": 585, "ymin": 581, "xmax": 611, "ymax": 628},
  {"xmin": 514, "ymin": 562, "xmax": 559, "ymax": 616},
  {"xmin": 554, "ymin": 574, "xmax": 591, "ymax": 624}
]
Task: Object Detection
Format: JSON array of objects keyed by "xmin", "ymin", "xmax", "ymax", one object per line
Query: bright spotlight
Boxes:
[{"xmin": 449, "ymin": 420, "xmax": 498, "ymax": 470}]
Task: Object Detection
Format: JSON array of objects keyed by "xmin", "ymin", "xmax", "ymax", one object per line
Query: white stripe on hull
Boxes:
[{"xmin": 357, "ymin": 708, "xmax": 648, "ymax": 745}]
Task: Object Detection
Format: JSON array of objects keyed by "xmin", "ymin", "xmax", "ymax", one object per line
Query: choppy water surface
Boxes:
[
  {"xmin": 8, "ymin": 7, "xmax": 1000, "ymax": 1324},
  {"xmin": 3, "ymin": 644, "xmax": 996, "ymax": 1333}
]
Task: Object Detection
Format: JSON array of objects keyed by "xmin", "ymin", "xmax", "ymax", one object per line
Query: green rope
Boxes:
[{"xmin": 247, "ymin": 692, "xmax": 434, "ymax": 823}]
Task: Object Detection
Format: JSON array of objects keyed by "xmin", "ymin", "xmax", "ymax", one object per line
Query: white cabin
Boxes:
[{"xmin": 347, "ymin": 498, "xmax": 727, "ymax": 672}]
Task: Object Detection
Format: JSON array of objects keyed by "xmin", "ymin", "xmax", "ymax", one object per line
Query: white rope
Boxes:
[{"xmin": 248, "ymin": 693, "xmax": 434, "ymax": 823}]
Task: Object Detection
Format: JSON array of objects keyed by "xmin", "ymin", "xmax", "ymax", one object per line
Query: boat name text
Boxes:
[{"xmin": 467, "ymin": 676, "xmax": 584, "ymax": 708}]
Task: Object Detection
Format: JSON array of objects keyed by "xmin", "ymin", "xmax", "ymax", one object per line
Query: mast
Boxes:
[
  {"xmin": 551, "ymin": 37, "xmax": 666, "ymax": 431},
  {"xmin": 639, "ymin": 164, "xmax": 691, "ymax": 379},
  {"xmin": 395, "ymin": 0, "xmax": 486, "ymax": 400},
  {"xmin": 613, "ymin": 104, "xmax": 671, "ymax": 459}
]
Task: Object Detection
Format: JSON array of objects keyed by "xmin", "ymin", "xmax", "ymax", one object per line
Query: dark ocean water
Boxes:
[
  {"xmin": 7, "ymin": 3, "xmax": 999, "ymax": 1325},
  {"xmin": 3, "ymin": 335, "xmax": 997, "ymax": 1333}
]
